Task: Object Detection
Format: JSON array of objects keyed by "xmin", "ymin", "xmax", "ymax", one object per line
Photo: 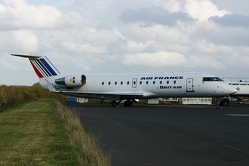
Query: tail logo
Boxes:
[{"xmin": 29, "ymin": 56, "xmax": 60, "ymax": 78}]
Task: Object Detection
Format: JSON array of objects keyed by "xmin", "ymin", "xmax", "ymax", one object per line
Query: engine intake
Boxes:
[{"xmin": 55, "ymin": 74, "xmax": 86, "ymax": 87}]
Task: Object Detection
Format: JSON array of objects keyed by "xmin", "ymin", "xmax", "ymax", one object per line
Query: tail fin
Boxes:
[{"xmin": 11, "ymin": 54, "xmax": 61, "ymax": 78}]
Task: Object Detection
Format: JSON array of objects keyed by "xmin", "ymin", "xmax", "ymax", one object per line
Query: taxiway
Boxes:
[{"xmin": 67, "ymin": 104, "xmax": 249, "ymax": 166}]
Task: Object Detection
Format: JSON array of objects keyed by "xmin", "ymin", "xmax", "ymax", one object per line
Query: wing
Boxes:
[
  {"xmin": 53, "ymin": 90, "xmax": 145, "ymax": 100},
  {"xmin": 45, "ymin": 80, "xmax": 155, "ymax": 99}
]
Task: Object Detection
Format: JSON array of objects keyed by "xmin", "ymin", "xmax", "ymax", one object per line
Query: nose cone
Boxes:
[
  {"xmin": 229, "ymin": 88, "xmax": 238, "ymax": 94},
  {"xmin": 225, "ymin": 85, "xmax": 238, "ymax": 95}
]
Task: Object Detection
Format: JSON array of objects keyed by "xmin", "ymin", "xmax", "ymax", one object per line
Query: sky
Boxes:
[{"xmin": 1, "ymin": 0, "xmax": 249, "ymax": 85}]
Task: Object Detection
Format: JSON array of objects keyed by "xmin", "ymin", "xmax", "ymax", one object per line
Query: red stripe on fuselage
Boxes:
[{"xmin": 30, "ymin": 61, "xmax": 44, "ymax": 78}]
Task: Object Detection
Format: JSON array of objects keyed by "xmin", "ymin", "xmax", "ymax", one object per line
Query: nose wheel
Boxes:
[
  {"xmin": 215, "ymin": 98, "xmax": 222, "ymax": 109},
  {"xmin": 215, "ymin": 97, "xmax": 230, "ymax": 109}
]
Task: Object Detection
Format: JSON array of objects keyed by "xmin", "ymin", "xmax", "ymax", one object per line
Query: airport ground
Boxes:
[{"xmin": 67, "ymin": 103, "xmax": 249, "ymax": 166}]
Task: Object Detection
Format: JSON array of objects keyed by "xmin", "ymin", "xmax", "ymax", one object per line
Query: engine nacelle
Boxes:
[{"xmin": 55, "ymin": 74, "xmax": 86, "ymax": 87}]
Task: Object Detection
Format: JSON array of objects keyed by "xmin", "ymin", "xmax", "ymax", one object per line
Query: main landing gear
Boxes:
[
  {"xmin": 111, "ymin": 100, "xmax": 120, "ymax": 107},
  {"xmin": 111, "ymin": 99, "xmax": 134, "ymax": 107},
  {"xmin": 124, "ymin": 99, "xmax": 133, "ymax": 107}
]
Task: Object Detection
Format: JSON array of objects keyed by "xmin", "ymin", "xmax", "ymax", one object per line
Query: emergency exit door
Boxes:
[
  {"xmin": 186, "ymin": 78, "xmax": 194, "ymax": 92},
  {"xmin": 132, "ymin": 78, "xmax": 137, "ymax": 88}
]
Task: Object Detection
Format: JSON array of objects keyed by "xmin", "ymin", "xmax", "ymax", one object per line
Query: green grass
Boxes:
[
  {"xmin": 0, "ymin": 99, "xmax": 110, "ymax": 166},
  {"xmin": 0, "ymin": 99, "xmax": 78, "ymax": 165},
  {"xmin": 54, "ymin": 100, "xmax": 110, "ymax": 166}
]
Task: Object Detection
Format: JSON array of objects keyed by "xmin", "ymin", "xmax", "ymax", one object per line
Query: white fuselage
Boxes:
[{"xmin": 40, "ymin": 72, "xmax": 237, "ymax": 100}]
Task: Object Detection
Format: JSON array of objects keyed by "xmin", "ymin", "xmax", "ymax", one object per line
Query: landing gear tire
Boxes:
[
  {"xmin": 215, "ymin": 98, "xmax": 230, "ymax": 109},
  {"xmin": 215, "ymin": 98, "xmax": 222, "ymax": 109},
  {"xmin": 111, "ymin": 100, "xmax": 117, "ymax": 107},
  {"xmin": 124, "ymin": 100, "xmax": 133, "ymax": 107},
  {"xmin": 221, "ymin": 99, "xmax": 230, "ymax": 106}
]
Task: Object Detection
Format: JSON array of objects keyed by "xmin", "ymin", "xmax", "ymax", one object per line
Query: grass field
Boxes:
[{"xmin": 0, "ymin": 99, "xmax": 109, "ymax": 166}]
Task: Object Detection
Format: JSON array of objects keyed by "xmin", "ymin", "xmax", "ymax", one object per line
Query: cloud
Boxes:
[
  {"xmin": 209, "ymin": 14, "xmax": 249, "ymax": 27},
  {"xmin": 0, "ymin": 0, "xmax": 84, "ymax": 30},
  {"xmin": 12, "ymin": 30, "xmax": 39, "ymax": 52},
  {"xmin": 61, "ymin": 41, "xmax": 108, "ymax": 54},
  {"xmin": 189, "ymin": 55, "xmax": 225, "ymax": 70},
  {"xmin": 224, "ymin": 46, "xmax": 249, "ymax": 65},
  {"xmin": 119, "ymin": 7, "xmax": 192, "ymax": 26},
  {"xmin": 123, "ymin": 51, "xmax": 188, "ymax": 67},
  {"xmin": 195, "ymin": 40, "xmax": 234, "ymax": 54},
  {"xmin": 0, "ymin": 30, "xmax": 38, "ymax": 52},
  {"xmin": 184, "ymin": 0, "xmax": 230, "ymax": 21},
  {"xmin": 119, "ymin": 23, "xmax": 190, "ymax": 46},
  {"xmin": 0, "ymin": 1, "xmax": 60, "ymax": 29},
  {"xmin": 158, "ymin": 0, "xmax": 181, "ymax": 13}
]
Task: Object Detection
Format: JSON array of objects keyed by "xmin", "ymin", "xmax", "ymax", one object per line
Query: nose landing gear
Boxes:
[{"xmin": 215, "ymin": 98, "xmax": 230, "ymax": 109}]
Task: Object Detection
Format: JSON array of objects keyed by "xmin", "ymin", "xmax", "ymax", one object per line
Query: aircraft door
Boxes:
[
  {"xmin": 132, "ymin": 78, "xmax": 137, "ymax": 88},
  {"xmin": 186, "ymin": 78, "xmax": 194, "ymax": 92}
]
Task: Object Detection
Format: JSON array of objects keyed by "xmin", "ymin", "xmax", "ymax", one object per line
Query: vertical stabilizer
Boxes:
[
  {"xmin": 11, "ymin": 54, "xmax": 61, "ymax": 78},
  {"xmin": 11, "ymin": 54, "xmax": 61, "ymax": 90}
]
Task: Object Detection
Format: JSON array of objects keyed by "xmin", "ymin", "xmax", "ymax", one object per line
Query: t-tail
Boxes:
[{"xmin": 11, "ymin": 54, "xmax": 61, "ymax": 90}]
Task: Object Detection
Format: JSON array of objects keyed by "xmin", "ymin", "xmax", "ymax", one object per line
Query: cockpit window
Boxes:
[{"xmin": 203, "ymin": 77, "xmax": 223, "ymax": 81}]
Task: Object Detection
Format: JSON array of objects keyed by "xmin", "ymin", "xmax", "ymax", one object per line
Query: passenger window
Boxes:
[
  {"xmin": 174, "ymin": 81, "xmax": 176, "ymax": 84},
  {"xmin": 153, "ymin": 81, "xmax": 155, "ymax": 84},
  {"xmin": 121, "ymin": 81, "xmax": 123, "ymax": 85},
  {"xmin": 146, "ymin": 81, "xmax": 148, "ymax": 84},
  {"xmin": 115, "ymin": 82, "xmax": 117, "ymax": 85},
  {"xmin": 167, "ymin": 81, "xmax": 169, "ymax": 84},
  {"xmin": 127, "ymin": 81, "xmax": 129, "ymax": 85},
  {"xmin": 160, "ymin": 81, "xmax": 162, "ymax": 84},
  {"xmin": 108, "ymin": 82, "xmax": 111, "ymax": 85},
  {"xmin": 102, "ymin": 82, "xmax": 104, "ymax": 85},
  {"xmin": 140, "ymin": 81, "xmax": 142, "ymax": 85}
]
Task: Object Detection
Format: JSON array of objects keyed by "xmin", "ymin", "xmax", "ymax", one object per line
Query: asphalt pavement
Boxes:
[{"xmin": 67, "ymin": 103, "xmax": 249, "ymax": 166}]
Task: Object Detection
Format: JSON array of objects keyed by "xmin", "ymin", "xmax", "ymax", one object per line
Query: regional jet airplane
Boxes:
[{"xmin": 11, "ymin": 54, "xmax": 237, "ymax": 108}]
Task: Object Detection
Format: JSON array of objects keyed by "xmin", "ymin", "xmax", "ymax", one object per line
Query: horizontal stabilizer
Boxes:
[{"xmin": 11, "ymin": 54, "xmax": 41, "ymax": 59}]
